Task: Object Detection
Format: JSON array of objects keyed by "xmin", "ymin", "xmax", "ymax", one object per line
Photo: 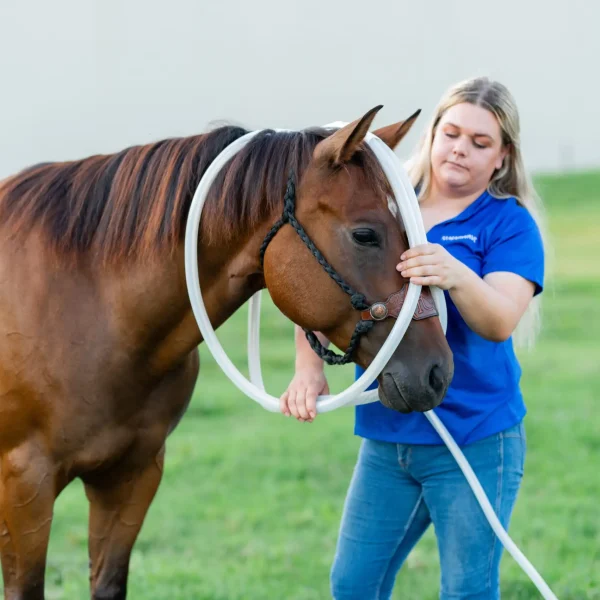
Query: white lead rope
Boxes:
[{"xmin": 184, "ymin": 124, "xmax": 559, "ymax": 600}]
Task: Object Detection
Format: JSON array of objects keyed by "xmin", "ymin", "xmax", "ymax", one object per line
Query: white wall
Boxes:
[{"xmin": 1, "ymin": 0, "xmax": 597, "ymax": 179}]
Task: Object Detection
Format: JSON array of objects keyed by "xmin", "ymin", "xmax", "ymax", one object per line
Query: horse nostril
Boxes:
[{"xmin": 428, "ymin": 365, "xmax": 445, "ymax": 394}]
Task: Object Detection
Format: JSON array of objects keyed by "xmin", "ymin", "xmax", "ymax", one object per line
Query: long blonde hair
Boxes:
[{"xmin": 407, "ymin": 76, "xmax": 548, "ymax": 349}]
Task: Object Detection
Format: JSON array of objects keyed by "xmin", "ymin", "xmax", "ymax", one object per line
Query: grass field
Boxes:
[{"xmin": 8, "ymin": 170, "xmax": 600, "ymax": 599}]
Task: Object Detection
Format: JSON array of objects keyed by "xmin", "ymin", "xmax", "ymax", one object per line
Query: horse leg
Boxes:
[
  {"xmin": 83, "ymin": 448, "xmax": 165, "ymax": 600},
  {"xmin": 0, "ymin": 441, "xmax": 55, "ymax": 600}
]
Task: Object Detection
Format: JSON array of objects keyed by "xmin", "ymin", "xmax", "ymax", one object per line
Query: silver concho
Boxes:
[{"xmin": 369, "ymin": 302, "xmax": 388, "ymax": 321}]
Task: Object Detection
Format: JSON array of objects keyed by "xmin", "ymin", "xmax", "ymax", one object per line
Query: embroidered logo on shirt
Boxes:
[{"xmin": 441, "ymin": 234, "xmax": 478, "ymax": 243}]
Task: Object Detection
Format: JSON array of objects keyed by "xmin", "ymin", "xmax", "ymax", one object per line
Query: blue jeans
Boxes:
[{"xmin": 330, "ymin": 422, "xmax": 526, "ymax": 600}]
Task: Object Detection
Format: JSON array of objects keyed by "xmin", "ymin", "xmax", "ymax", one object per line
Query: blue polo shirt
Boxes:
[{"xmin": 354, "ymin": 190, "xmax": 545, "ymax": 446}]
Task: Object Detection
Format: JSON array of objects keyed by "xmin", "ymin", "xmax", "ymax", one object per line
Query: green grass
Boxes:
[{"xmin": 11, "ymin": 171, "xmax": 600, "ymax": 598}]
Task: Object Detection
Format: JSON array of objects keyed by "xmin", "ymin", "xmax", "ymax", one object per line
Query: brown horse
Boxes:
[{"xmin": 0, "ymin": 106, "xmax": 453, "ymax": 599}]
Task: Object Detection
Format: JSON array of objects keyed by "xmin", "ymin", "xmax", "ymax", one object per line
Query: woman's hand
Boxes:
[
  {"xmin": 280, "ymin": 368, "xmax": 330, "ymax": 423},
  {"xmin": 396, "ymin": 243, "xmax": 468, "ymax": 290}
]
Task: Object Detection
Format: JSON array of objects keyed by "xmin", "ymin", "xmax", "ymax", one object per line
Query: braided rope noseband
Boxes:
[{"xmin": 259, "ymin": 170, "xmax": 438, "ymax": 366}]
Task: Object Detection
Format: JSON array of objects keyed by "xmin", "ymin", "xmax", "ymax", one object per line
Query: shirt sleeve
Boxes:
[{"xmin": 481, "ymin": 204, "xmax": 545, "ymax": 296}]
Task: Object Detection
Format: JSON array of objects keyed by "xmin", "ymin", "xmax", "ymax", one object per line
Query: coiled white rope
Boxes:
[
  {"xmin": 184, "ymin": 123, "xmax": 559, "ymax": 599},
  {"xmin": 184, "ymin": 128, "xmax": 446, "ymax": 413}
]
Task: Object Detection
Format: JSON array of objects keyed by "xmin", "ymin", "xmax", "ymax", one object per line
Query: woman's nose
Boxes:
[{"xmin": 452, "ymin": 139, "xmax": 467, "ymax": 156}]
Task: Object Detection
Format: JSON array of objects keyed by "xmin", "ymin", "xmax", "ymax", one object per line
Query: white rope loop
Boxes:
[
  {"xmin": 184, "ymin": 122, "xmax": 559, "ymax": 599},
  {"xmin": 184, "ymin": 125, "xmax": 445, "ymax": 414}
]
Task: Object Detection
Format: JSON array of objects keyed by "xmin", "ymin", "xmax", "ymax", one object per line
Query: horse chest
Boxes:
[
  {"xmin": 67, "ymin": 352, "xmax": 198, "ymax": 477},
  {"xmin": 68, "ymin": 391, "xmax": 191, "ymax": 477}
]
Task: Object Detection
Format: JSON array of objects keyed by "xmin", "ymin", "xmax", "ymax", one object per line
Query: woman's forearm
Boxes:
[{"xmin": 295, "ymin": 325, "xmax": 328, "ymax": 370}]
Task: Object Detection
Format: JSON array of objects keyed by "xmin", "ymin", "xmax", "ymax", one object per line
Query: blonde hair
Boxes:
[{"xmin": 407, "ymin": 76, "xmax": 548, "ymax": 349}]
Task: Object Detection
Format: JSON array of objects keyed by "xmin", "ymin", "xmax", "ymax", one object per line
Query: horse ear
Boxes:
[
  {"xmin": 314, "ymin": 105, "xmax": 383, "ymax": 166},
  {"xmin": 372, "ymin": 109, "xmax": 421, "ymax": 151}
]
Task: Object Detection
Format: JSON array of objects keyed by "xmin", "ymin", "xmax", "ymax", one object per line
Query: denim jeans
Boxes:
[{"xmin": 330, "ymin": 422, "xmax": 526, "ymax": 600}]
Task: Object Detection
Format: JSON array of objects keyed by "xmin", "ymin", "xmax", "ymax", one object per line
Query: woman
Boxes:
[{"xmin": 280, "ymin": 77, "xmax": 546, "ymax": 599}]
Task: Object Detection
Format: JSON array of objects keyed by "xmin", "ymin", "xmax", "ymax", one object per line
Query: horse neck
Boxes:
[{"xmin": 122, "ymin": 231, "xmax": 268, "ymax": 377}]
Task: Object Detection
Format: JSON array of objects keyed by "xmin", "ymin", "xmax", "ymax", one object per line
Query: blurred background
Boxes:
[
  {"xmin": 1, "ymin": 1, "xmax": 598, "ymax": 598},
  {"xmin": 2, "ymin": 0, "xmax": 599, "ymax": 178}
]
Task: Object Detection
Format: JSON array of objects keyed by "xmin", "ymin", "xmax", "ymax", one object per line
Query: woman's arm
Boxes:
[
  {"xmin": 449, "ymin": 269, "xmax": 535, "ymax": 342},
  {"xmin": 294, "ymin": 325, "xmax": 329, "ymax": 371},
  {"xmin": 397, "ymin": 244, "xmax": 535, "ymax": 342}
]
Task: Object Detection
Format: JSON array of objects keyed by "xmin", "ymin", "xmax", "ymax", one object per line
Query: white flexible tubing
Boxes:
[
  {"xmin": 423, "ymin": 410, "xmax": 558, "ymax": 599},
  {"xmin": 185, "ymin": 129, "xmax": 437, "ymax": 413},
  {"xmin": 184, "ymin": 123, "xmax": 558, "ymax": 599},
  {"xmin": 245, "ymin": 125, "xmax": 559, "ymax": 600},
  {"xmin": 247, "ymin": 288, "xmax": 266, "ymax": 391}
]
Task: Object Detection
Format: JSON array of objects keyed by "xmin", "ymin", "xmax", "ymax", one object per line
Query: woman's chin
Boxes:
[{"xmin": 440, "ymin": 171, "xmax": 470, "ymax": 188}]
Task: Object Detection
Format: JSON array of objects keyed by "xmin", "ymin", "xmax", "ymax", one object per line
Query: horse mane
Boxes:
[{"xmin": 0, "ymin": 125, "xmax": 390, "ymax": 266}]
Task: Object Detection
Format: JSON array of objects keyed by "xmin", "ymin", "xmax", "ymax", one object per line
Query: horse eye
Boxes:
[{"xmin": 352, "ymin": 228, "xmax": 380, "ymax": 247}]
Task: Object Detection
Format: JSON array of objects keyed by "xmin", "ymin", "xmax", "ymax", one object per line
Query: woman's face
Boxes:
[{"xmin": 430, "ymin": 102, "xmax": 508, "ymax": 196}]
